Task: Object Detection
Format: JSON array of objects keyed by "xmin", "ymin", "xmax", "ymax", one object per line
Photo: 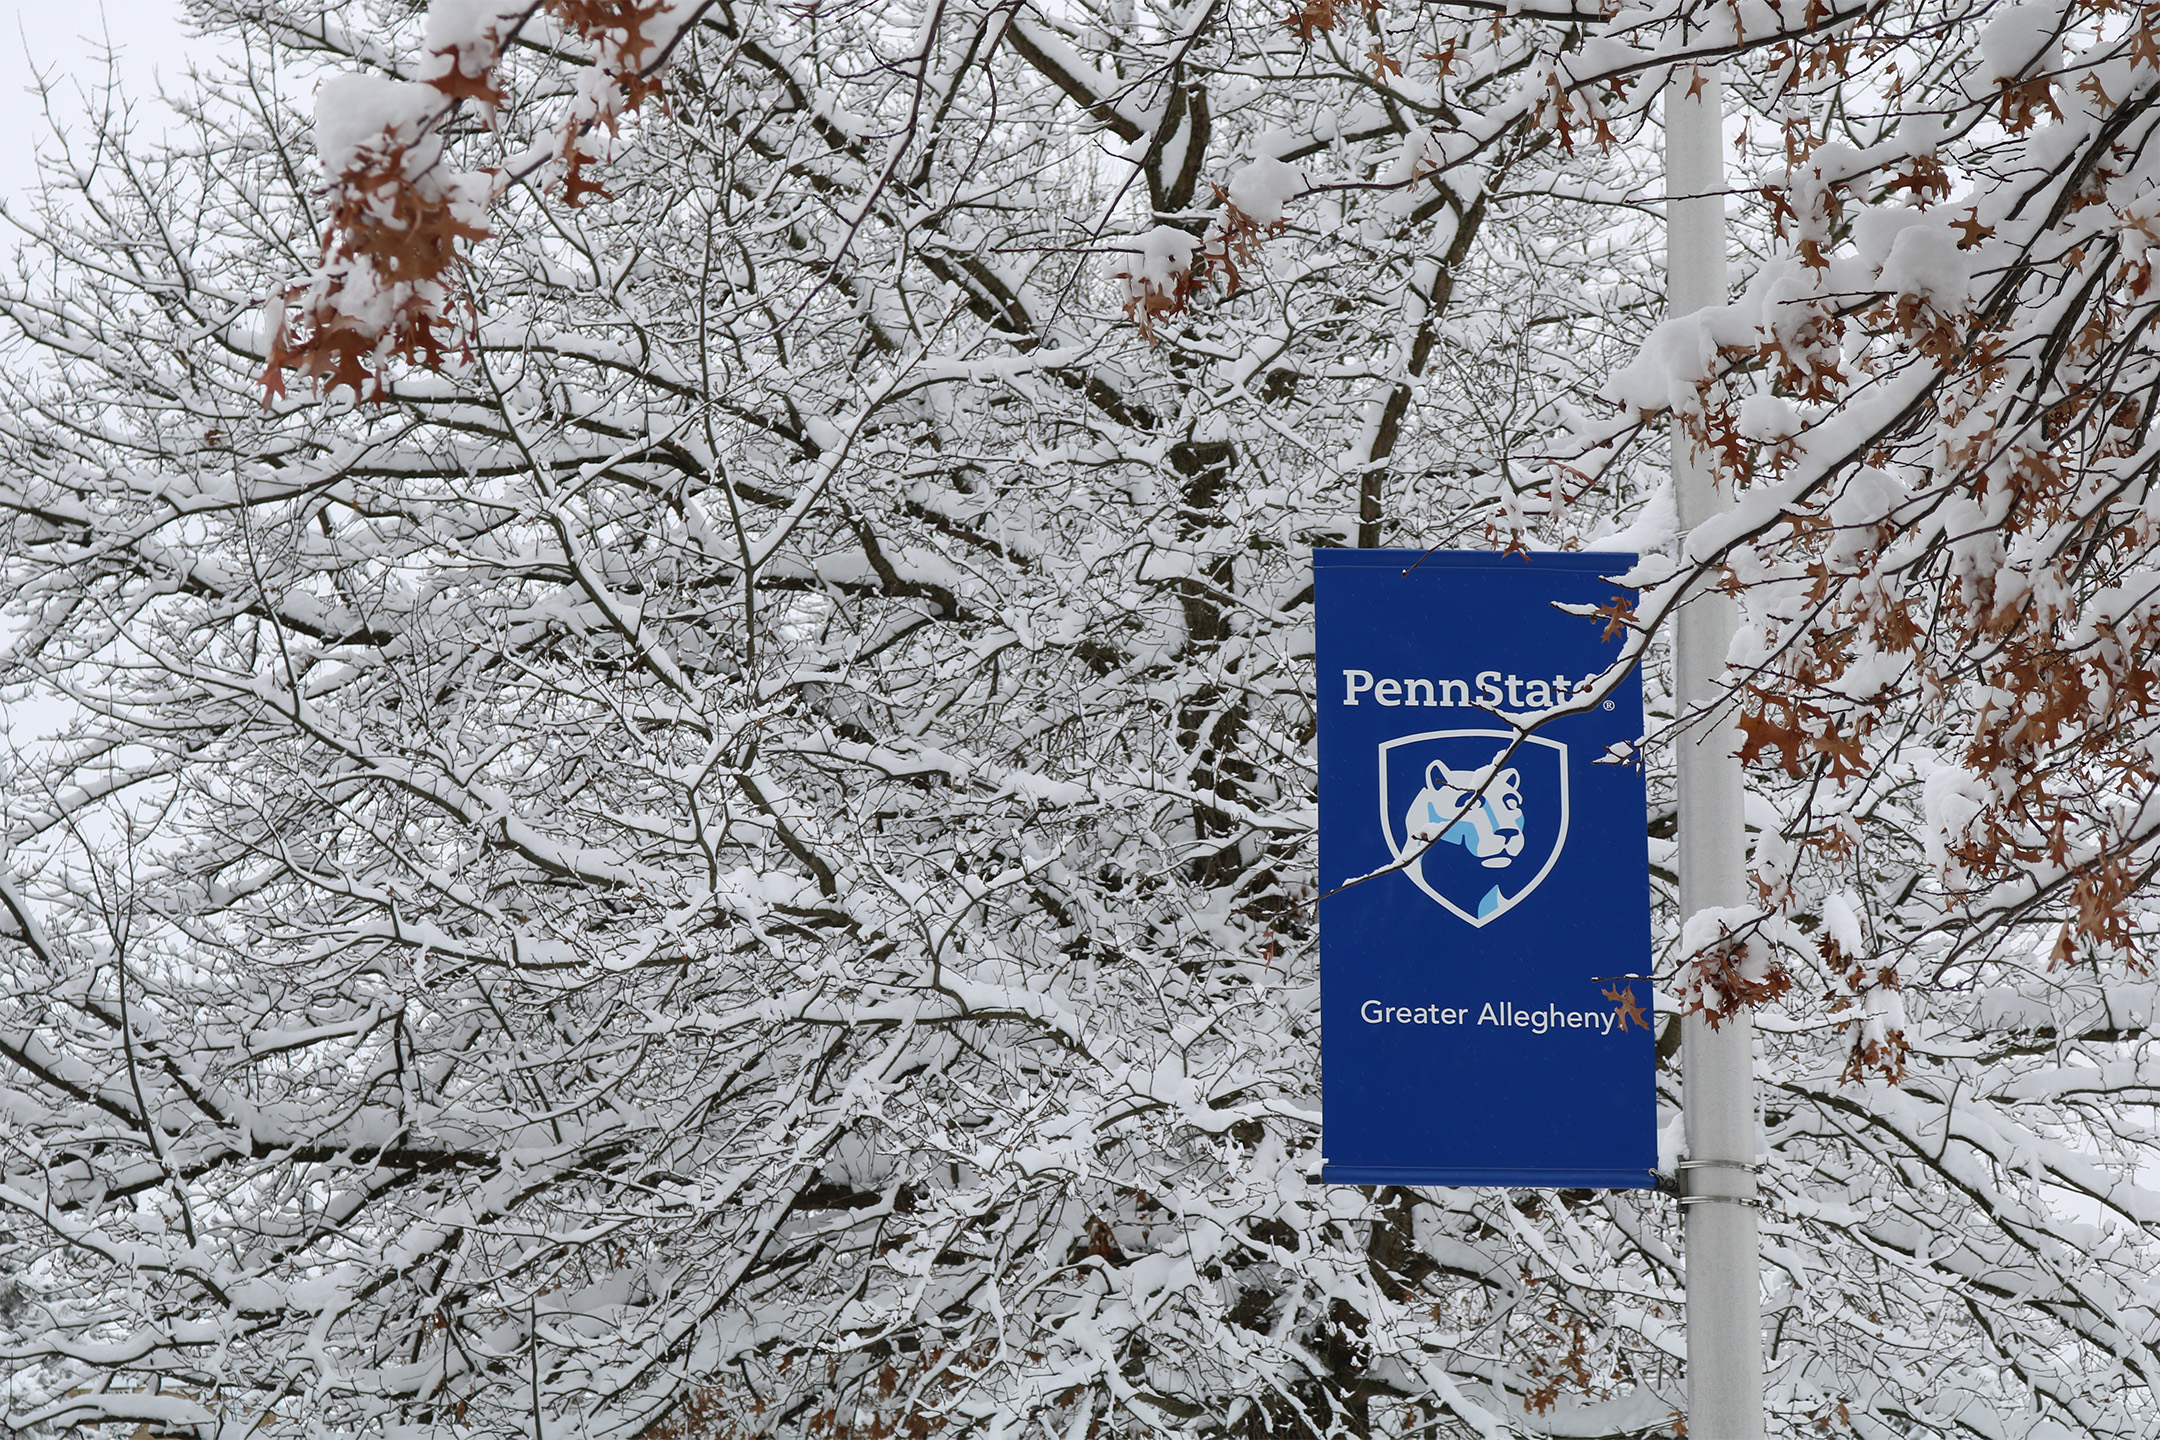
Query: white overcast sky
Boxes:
[
  {"xmin": 0, "ymin": 1, "xmax": 193, "ymax": 749},
  {"xmin": 0, "ymin": 0, "xmax": 193, "ymax": 202}
]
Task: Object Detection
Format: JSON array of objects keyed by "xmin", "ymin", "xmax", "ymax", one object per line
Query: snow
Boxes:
[
  {"xmin": 1858, "ymin": 985, "xmax": 1907, "ymax": 1050},
  {"xmin": 1826, "ymin": 466, "xmax": 1906, "ymax": 529},
  {"xmin": 1681, "ymin": 905, "xmax": 1765, "ymax": 961},
  {"xmin": 1876, "ymin": 222, "xmax": 1971, "ymax": 309},
  {"xmin": 1657, "ymin": 1111, "xmax": 1684, "ymax": 1172},
  {"xmin": 1227, "ymin": 158, "xmax": 1302, "ymax": 226},
  {"xmin": 1736, "ymin": 391, "xmax": 1800, "ymax": 443},
  {"xmin": 1107, "ymin": 225, "xmax": 1196, "ymax": 296},
  {"xmin": 424, "ymin": 0, "xmax": 529, "ymax": 55},
  {"xmin": 314, "ymin": 72, "xmax": 440, "ymax": 173},
  {"xmin": 1583, "ymin": 478, "xmax": 1677, "ymax": 552},
  {"xmin": 1850, "ymin": 204, "xmax": 1930, "ymax": 267},
  {"xmin": 1923, "ymin": 763, "xmax": 1991, "ymax": 875},
  {"xmin": 1821, "ymin": 891, "xmax": 1864, "ymax": 955},
  {"xmin": 1601, "ymin": 304, "xmax": 1757, "ymax": 415},
  {"xmin": 420, "ymin": 0, "xmax": 529, "ymax": 86},
  {"xmin": 1976, "ymin": 1, "xmax": 2060, "ymax": 83}
]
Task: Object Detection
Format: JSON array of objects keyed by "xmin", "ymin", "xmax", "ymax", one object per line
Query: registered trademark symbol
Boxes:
[{"xmin": 1603, "ymin": 700, "xmax": 1615, "ymax": 711}]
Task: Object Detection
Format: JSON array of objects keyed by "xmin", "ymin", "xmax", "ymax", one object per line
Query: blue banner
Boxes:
[{"xmin": 1315, "ymin": 550, "xmax": 1656, "ymax": 1189}]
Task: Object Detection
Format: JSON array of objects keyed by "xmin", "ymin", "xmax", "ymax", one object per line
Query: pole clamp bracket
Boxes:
[{"xmin": 1675, "ymin": 1158, "xmax": 1762, "ymax": 1207}]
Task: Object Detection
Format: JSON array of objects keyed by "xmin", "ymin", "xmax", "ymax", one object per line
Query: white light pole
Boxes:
[{"xmin": 1666, "ymin": 66, "xmax": 1764, "ymax": 1440}]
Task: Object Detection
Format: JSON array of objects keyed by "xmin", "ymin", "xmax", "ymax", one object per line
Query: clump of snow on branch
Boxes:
[
  {"xmin": 1108, "ymin": 225, "xmax": 1200, "ymax": 342},
  {"xmin": 1225, "ymin": 156, "xmax": 1302, "ymax": 227},
  {"xmin": 1677, "ymin": 906, "xmax": 1796, "ymax": 1025},
  {"xmin": 261, "ymin": 75, "xmax": 490, "ymax": 401},
  {"xmin": 264, "ymin": 0, "xmax": 698, "ymax": 399}
]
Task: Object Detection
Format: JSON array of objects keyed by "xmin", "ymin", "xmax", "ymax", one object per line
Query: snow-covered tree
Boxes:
[{"xmin": 7, "ymin": 0, "xmax": 2160, "ymax": 1437}]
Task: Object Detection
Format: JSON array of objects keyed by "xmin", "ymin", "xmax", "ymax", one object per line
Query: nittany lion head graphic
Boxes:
[
  {"xmin": 1405, "ymin": 759, "xmax": 1526, "ymax": 869},
  {"xmin": 1381, "ymin": 730, "xmax": 1569, "ymax": 926}
]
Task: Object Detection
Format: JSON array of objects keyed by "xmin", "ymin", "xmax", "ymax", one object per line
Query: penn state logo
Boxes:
[{"xmin": 1378, "ymin": 730, "xmax": 1570, "ymax": 926}]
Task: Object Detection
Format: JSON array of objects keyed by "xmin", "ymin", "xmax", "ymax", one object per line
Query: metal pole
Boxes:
[{"xmin": 1666, "ymin": 67, "xmax": 1763, "ymax": 1440}]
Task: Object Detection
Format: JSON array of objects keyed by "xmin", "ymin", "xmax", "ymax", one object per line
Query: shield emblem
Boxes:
[{"xmin": 1378, "ymin": 729, "xmax": 1570, "ymax": 927}]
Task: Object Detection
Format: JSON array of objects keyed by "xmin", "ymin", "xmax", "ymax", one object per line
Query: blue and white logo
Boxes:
[{"xmin": 1378, "ymin": 730, "xmax": 1570, "ymax": 927}]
